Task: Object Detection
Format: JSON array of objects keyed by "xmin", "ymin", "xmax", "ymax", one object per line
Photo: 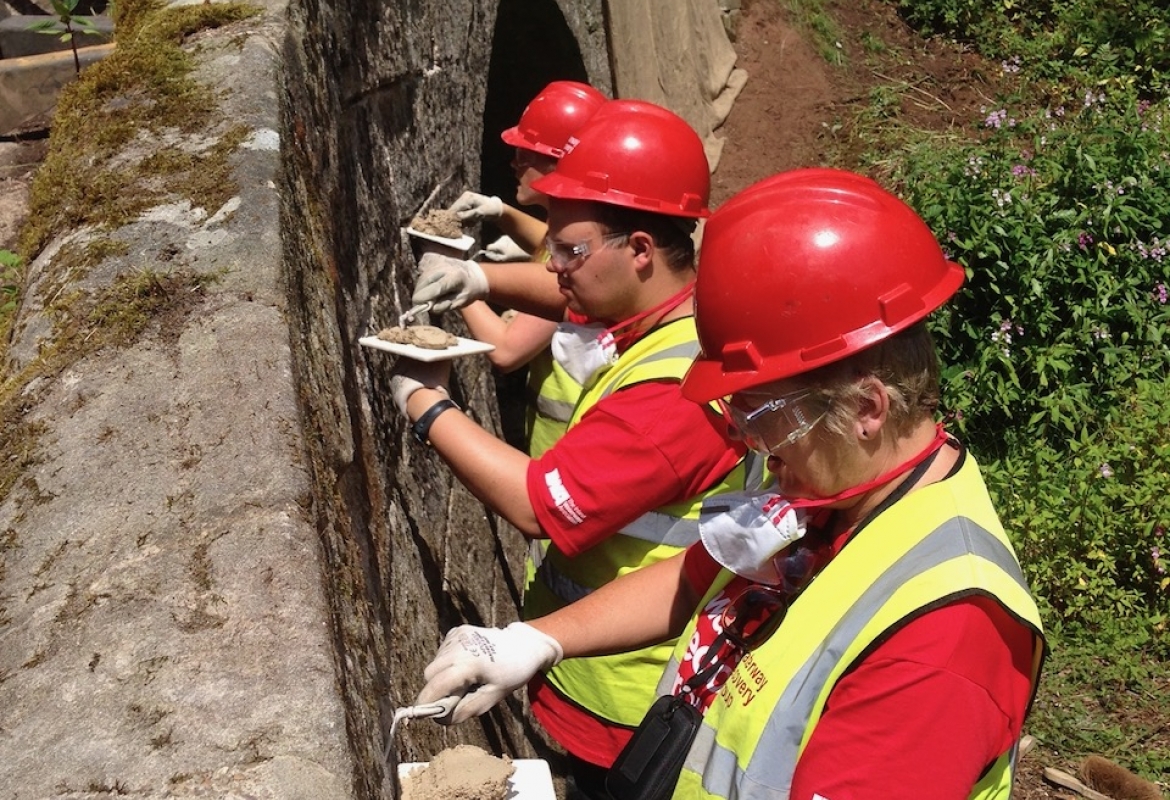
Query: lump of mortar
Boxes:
[
  {"xmin": 411, "ymin": 208, "xmax": 464, "ymax": 240},
  {"xmin": 377, "ymin": 325, "xmax": 458, "ymax": 350},
  {"xmin": 401, "ymin": 744, "xmax": 514, "ymax": 800}
]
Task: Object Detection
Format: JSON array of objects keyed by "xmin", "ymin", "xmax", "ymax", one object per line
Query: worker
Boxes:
[
  {"xmin": 390, "ymin": 102, "xmax": 748, "ymax": 798},
  {"xmin": 413, "ymin": 168, "xmax": 1048, "ymax": 800},
  {"xmin": 451, "ymin": 80, "xmax": 606, "ymax": 458}
]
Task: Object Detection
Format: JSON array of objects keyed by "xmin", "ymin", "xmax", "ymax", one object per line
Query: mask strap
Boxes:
[
  {"xmin": 789, "ymin": 423, "xmax": 950, "ymax": 511},
  {"xmin": 603, "ymin": 282, "xmax": 695, "ymax": 350}
]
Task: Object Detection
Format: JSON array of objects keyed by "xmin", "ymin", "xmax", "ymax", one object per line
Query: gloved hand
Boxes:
[
  {"xmin": 389, "ymin": 358, "xmax": 451, "ymax": 416},
  {"xmin": 412, "ymin": 252, "xmax": 489, "ymax": 313},
  {"xmin": 415, "ymin": 622, "xmax": 564, "ymax": 724},
  {"xmin": 478, "ymin": 235, "xmax": 531, "ymax": 262},
  {"xmin": 449, "ymin": 191, "xmax": 504, "ymax": 223}
]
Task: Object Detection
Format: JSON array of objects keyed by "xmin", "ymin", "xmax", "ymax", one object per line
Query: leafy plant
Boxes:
[
  {"xmin": 891, "ymin": 89, "xmax": 1170, "ymax": 457},
  {"xmin": 28, "ymin": 0, "xmax": 107, "ymax": 76},
  {"xmin": 896, "ymin": 0, "xmax": 1170, "ymax": 97},
  {"xmin": 980, "ymin": 378, "xmax": 1170, "ymax": 630},
  {"xmin": 875, "ymin": 7, "xmax": 1170, "ymax": 779}
]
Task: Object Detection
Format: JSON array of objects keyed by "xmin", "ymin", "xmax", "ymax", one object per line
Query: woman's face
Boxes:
[
  {"xmin": 727, "ymin": 382, "xmax": 856, "ymax": 502},
  {"xmin": 511, "ymin": 148, "xmax": 558, "ymax": 208}
]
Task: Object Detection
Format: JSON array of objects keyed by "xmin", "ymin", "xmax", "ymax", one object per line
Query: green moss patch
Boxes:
[
  {"xmin": 0, "ymin": 0, "xmax": 259, "ymax": 505},
  {"xmin": 17, "ymin": 0, "xmax": 260, "ymax": 261}
]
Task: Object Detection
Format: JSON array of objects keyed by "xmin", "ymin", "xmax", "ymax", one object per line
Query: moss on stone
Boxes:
[
  {"xmin": 0, "ymin": 0, "xmax": 258, "ymax": 505},
  {"xmin": 17, "ymin": 0, "xmax": 260, "ymax": 260},
  {"xmin": 0, "ymin": 267, "xmax": 219, "ymax": 505}
]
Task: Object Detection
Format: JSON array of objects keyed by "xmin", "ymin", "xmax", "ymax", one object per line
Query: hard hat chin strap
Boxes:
[
  {"xmin": 607, "ymin": 281, "xmax": 695, "ymax": 351},
  {"xmin": 789, "ymin": 423, "xmax": 950, "ymax": 511}
]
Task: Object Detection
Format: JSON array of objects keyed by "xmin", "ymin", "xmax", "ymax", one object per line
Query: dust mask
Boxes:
[
  {"xmin": 550, "ymin": 322, "xmax": 618, "ymax": 386},
  {"xmin": 552, "ymin": 282, "xmax": 697, "ymax": 387},
  {"xmin": 698, "ymin": 491, "xmax": 808, "ymax": 585},
  {"xmin": 699, "ymin": 424, "xmax": 952, "ymax": 585}
]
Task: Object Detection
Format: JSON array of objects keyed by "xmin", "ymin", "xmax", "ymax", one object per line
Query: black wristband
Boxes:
[{"xmin": 412, "ymin": 398, "xmax": 459, "ymax": 445}]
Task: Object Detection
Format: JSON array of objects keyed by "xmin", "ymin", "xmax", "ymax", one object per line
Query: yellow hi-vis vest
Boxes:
[
  {"xmin": 523, "ymin": 246, "xmax": 576, "ymax": 459},
  {"xmin": 524, "ymin": 316, "xmax": 748, "ymax": 729},
  {"xmin": 659, "ymin": 452, "xmax": 1046, "ymax": 799},
  {"xmin": 525, "ymin": 348, "xmax": 580, "ymax": 458},
  {"xmin": 522, "ymin": 350, "xmax": 579, "ymax": 595}
]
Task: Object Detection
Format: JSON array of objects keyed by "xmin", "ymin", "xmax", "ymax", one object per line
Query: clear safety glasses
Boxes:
[
  {"xmin": 720, "ymin": 388, "xmax": 831, "ymax": 455},
  {"xmin": 544, "ymin": 231, "xmax": 631, "ymax": 274},
  {"xmin": 513, "ymin": 147, "xmax": 555, "ymax": 171}
]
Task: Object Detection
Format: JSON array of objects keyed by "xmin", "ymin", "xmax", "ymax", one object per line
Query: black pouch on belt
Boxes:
[{"xmin": 606, "ymin": 694, "xmax": 702, "ymax": 800}]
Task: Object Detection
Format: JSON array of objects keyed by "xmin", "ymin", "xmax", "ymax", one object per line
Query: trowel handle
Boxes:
[
  {"xmin": 419, "ymin": 693, "xmax": 462, "ymax": 725},
  {"xmin": 395, "ymin": 693, "xmax": 462, "ymax": 725}
]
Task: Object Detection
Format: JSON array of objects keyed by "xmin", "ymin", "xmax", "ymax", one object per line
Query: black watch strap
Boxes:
[{"xmin": 412, "ymin": 398, "xmax": 459, "ymax": 445}]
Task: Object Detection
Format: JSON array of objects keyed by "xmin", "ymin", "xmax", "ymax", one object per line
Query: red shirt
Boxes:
[
  {"xmin": 682, "ymin": 540, "xmax": 1037, "ymax": 798},
  {"xmin": 526, "ymin": 380, "xmax": 743, "ymax": 557},
  {"xmin": 525, "ymin": 378, "xmax": 745, "ymax": 765}
]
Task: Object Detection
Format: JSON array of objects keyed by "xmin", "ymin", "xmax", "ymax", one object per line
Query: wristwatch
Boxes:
[{"xmin": 412, "ymin": 398, "xmax": 459, "ymax": 445}]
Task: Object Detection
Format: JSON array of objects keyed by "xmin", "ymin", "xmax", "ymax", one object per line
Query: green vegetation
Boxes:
[
  {"xmin": 877, "ymin": 0, "xmax": 1170, "ymax": 784},
  {"xmin": 0, "ymin": 249, "xmax": 20, "ymax": 325},
  {"xmin": 16, "ymin": 0, "xmax": 257, "ymax": 262},
  {"xmin": 782, "ymin": 0, "xmax": 848, "ymax": 66},
  {"xmin": 779, "ymin": 0, "xmax": 1170, "ymax": 783},
  {"xmin": 27, "ymin": 0, "xmax": 108, "ymax": 75},
  {"xmin": 0, "ymin": 0, "xmax": 255, "ymax": 508}
]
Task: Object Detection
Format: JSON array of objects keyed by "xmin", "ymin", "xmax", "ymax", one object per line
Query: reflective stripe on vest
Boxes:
[
  {"xmin": 661, "ymin": 456, "xmax": 1045, "ymax": 799},
  {"xmin": 525, "ymin": 317, "xmax": 748, "ymax": 728},
  {"xmin": 533, "ymin": 392, "xmax": 576, "ymax": 423},
  {"xmin": 526, "ymin": 349, "xmax": 582, "ymax": 458}
]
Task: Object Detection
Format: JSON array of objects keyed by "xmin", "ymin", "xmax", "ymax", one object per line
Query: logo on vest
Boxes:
[
  {"xmin": 718, "ymin": 651, "xmax": 769, "ymax": 708},
  {"xmin": 544, "ymin": 468, "xmax": 585, "ymax": 525}
]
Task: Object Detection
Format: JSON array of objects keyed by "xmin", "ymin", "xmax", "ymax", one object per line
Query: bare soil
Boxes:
[{"xmin": 710, "ymin": 0, "xmax": 998, "ymax": 206}]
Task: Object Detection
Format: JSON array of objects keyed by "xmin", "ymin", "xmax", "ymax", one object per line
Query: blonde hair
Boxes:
[{"xmin": 804, "ymin": 323, "xmax": 941, "ymax": 439}]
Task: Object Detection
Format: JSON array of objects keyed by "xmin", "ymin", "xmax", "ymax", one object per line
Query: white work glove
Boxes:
[
  {"xmin": 415, "ymin": 622, "xmax": 564, "ymax": 724},
  {"xmin": 478, "ymin": 235, "xmax": 531, "ymax": 262},
  {"xmin": 412, "ymin": 252, "xmax": 489, "ymax": 313},
  {"xmin": 449, "ymin": 191, "xmax": 504, "ymax": 223},
  {"xmin": 389, "ymin": 358, "xmax": 451, "ymax": 416}
]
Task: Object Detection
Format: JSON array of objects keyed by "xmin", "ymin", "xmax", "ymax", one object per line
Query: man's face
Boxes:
[
  {"xmin": 511, "ymin": 148, "xmax": 557, "ymax": 208},
  {"xmin": 545, "ymin": 199, "xmax": 633, "ymax": 321}
]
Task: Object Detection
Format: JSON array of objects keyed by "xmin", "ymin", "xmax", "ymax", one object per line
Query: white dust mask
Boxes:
[
  {"xmin": 698, "ymin": 490, "xmax": 808, "ymax": 585},
  {"xmin": 550, "ymin": 321, "xmax": 618, "ymax": 386}
]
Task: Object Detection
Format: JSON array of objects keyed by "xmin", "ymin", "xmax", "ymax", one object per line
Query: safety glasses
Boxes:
[
  {"xmin": 720, "ymin": 388, "xmax": 830, "ymax": 455},
  {"xmin": 513, "ymin": 147, "xmax": 556, "ymax": 171},
  {"xmin": 544, "ymin": 231, "xmax": 630, "ymax": 274}
]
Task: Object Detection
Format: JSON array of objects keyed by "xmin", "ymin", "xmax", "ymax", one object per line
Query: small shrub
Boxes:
[
  {"xmin": 982, "ymin": 378, "xmax": 1170, "ymax": 631},
  {"xmin": 896, "ymin": 0, "xmax": 1170, "ymax": 96},
  {"xmin": 0, "ymin": 250, "xmax": 23, "ymax": 340},
  {"xmin": 891, "ymin": 89, "xmax": 1170, "ymax": 456}
]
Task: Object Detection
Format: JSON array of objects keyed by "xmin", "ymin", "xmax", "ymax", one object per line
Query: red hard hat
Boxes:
[
  {"xmin": 531, "ymin": 100, "xmax": 711, "ymax": 218},
  {"xmin": 500, "ymin": 81, "xmax": 607, "ymax": 159},
  {"xmin": 682, "ymin": 168, "xmax": 965, "ymax": 402}
]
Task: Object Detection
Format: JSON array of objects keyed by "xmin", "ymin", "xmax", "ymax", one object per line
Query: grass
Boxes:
[
  {"xmin": 1026, "ymin": 627, "xmax": 1170, "ymax": 779},
  {"xmin": 781, "ymin": 0, "xmax": 848, "ymax": 66},
  {"xmin": 796, "ymin": 0, "xmax": 1170, "ymax": 789}
]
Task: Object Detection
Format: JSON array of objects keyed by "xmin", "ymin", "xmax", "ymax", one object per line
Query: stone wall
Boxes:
[
  {"xmin": 0, "ymin": 0, "xmax": 744, "ymax": 796},
  {"xmin": 277, "ymin": 1, "xmax": 607, "ymax": 795},
  {"xmin": 278, "ymin": 0, "xmax": 745, "ymax": 796},
  {"xmin": 0, "ymin": 2, "xmax": 357, "ymax": 798}
]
